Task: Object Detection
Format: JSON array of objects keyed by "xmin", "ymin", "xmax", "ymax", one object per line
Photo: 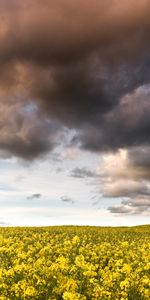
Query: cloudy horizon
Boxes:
[{"xmin": 0, "ymin": 0, "xmax": 150, "ymax": 226}]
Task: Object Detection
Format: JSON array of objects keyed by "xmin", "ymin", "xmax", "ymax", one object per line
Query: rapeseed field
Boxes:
[{"xmin": 0, "ymin": 225, "xmax": 149, "ymax": 299}]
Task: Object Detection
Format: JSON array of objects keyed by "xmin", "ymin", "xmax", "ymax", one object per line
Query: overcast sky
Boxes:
[{"xmin": 0, "ymin": 0, "xmax": 150, "ymax": 226}]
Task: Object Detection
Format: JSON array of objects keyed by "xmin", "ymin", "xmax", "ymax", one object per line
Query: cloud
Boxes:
[
  {"xmin": 71, "ymin": 167, "xmax": 99, "ymax": 179},
  {"xmin": 0, "ymin": 219, "xmax": 10, "ymax": 226},
  {"xmin": 0, "ymin": 99, "xmax": 63, "ymax": 160},
  {"xmin": 61, "ymin": 196, "xmax": 74, "ymax": 204},
  {"xmin": 128, "ymin": 146, "xmax": 150, "ymax": 175},
  {"xmin": 100, "ymin": 148, "xmax": 150, "ymax": 215},
  {"xmin": 76, "ymin": 85, "xmax": 150, "ymax": 152},
  {"xmin": 108, "ymin": 206, "xmax": 132, "ymax": 215},
  {"xmin": 27, "ymin": 193, "xmax": 42, "ymax": 200},
  {"xmin": 1, "ymin": 1, "xmax": 149, "ymax": 66},
  {"xmin": 0, "ymin": 1, "xmax": 150, "ymax": 159},
  {"xmin": 108, "ymin": 197, "xmax": 150, "ymax": 216},
  {"xmin": 103, "ymin": 180, "xmax": 150, "ymax": 198},
  {"xmin": 15, "ymin": 175, "xmax": 25, "ymax": 182}
]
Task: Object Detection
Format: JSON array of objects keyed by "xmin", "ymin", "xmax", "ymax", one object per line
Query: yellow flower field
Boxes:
[{"xmin": 0, "ymin": 225, "xmax": 150, "ymax": 299}]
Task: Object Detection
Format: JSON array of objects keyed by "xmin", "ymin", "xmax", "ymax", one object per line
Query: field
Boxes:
[{"xmin": 0, "ymin": 225, "xmax": 150, "ymax": 300}]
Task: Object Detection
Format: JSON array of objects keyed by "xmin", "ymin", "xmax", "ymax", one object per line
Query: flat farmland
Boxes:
[{"xmin": 0, "ymin": 226, "xmax": 150, "ymax": 299}]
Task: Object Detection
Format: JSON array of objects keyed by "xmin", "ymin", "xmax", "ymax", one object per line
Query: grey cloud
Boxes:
[
  {"xmin": 122, "ymin": 198, "xmax": 150, "ymax": 208},
  {"xmin": 61, "ymin": 196, "xmax": 74, "ymax": 204},
  {"xmin": 27, "ymin": 193, "xmax": 42, "ymax": 200},
  {"xmin": 108, "ymin": 206, "xmax": 132, "ymax": 215},
  {"xmin": 103, "ymin": 181, "xmax": 150, "ymax": 198},
  {"xmin": 0, "ymin": 220, "xmax": 10, "ymax": 226},
  {"xmin": 108, "ymin": 197, "xmax": 150, "ymax": 215},
  {"xmin": 56, "ymin": 167, "xmax": 63, "ymax": 173},
  {"xmin": 71, "ymin": 167, "xmax": 99, "ymax": 179},
  {"xmin": 15, "ymin": 175, "xmax": 25, "ymax": 182}
]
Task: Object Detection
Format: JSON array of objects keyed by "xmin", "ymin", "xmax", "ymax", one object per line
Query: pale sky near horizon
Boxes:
[
  {"xmin": 0, "ymin": 148, "xmax": 149, "ymax": 227},
  {"xmin": 0, "ymin": 0, "xmax": 150, "ymax": 226}
]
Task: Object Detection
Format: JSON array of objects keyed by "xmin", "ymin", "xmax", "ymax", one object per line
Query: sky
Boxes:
[{"xmin": 0, "ymin": 0, "xmax": 150, "ymax": 226}]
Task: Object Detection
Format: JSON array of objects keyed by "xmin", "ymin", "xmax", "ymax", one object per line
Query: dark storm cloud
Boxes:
[
  {"xmin": 76, "ymin": 85, "xmax": 150, "ymax": 152},
  {"xmin": 0, "ymin": 99, "xmax": 63, "ymax": 160},
  {"xmin": 0, "ymin": 1, "xmax": 150, "ymax": 159},
  {"xmin": 1, "ymin": 1, "xmax": 150, "ymax": 66},
  {"xmin": 128, "ymin": 147, "xmax": 150, "ymax": 169}
]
